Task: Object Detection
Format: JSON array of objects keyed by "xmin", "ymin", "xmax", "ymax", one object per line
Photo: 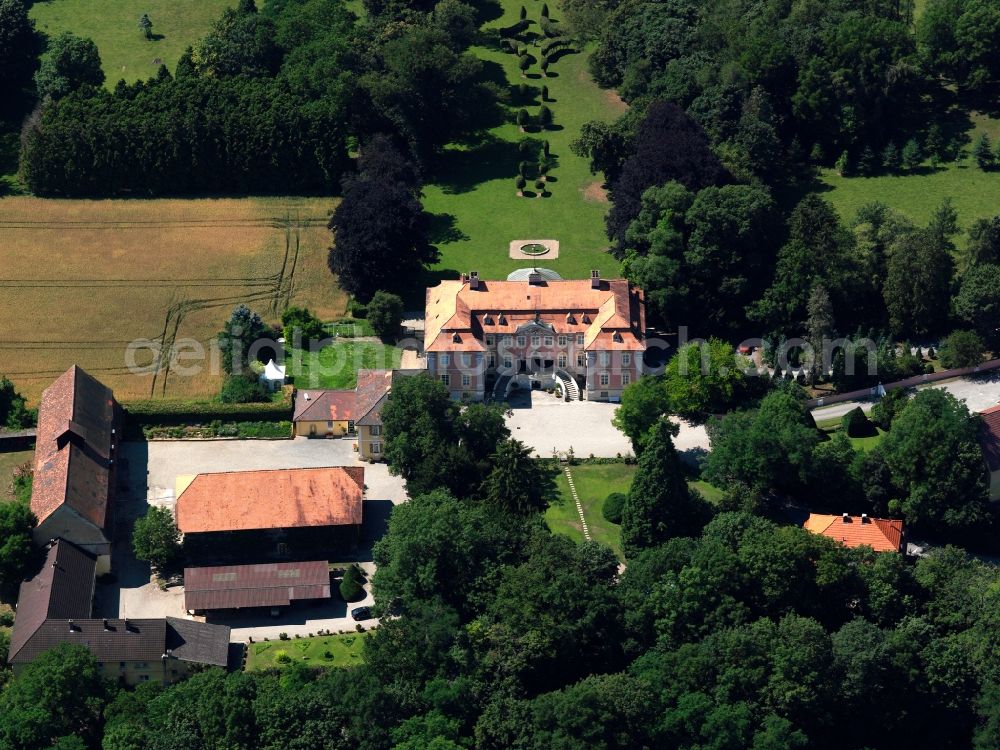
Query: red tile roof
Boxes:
[
  {"xmin": 176, "ymin": 467, "xmax": 364, "ymax": 534},
  {"xmin": 293, "ymin": 389, "xmax": 358, "ymax": 422},
  {"xmin": 424, "ymin": 277, "xmax": 645, "ymax": 354},
  {"xmin": 804, "ymin": 514, "xmax": 904, "ymax": 553},
  {"xmin": 31, "ymin": 366, "xmax": 118, "ymax": 531},
  {"xmin": 980, "ymin": 405, "xmax": 1000, "ymax": 471},
  {"xmin": 184, "ymin": 560, "xmax": 331, "ymax": 611}
]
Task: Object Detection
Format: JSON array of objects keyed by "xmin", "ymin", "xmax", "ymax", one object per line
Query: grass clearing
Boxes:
[
  {"xmin": 0, "ymin": 450, "xmax": 33, "ymax": 502},
  {"xmin": 0, "ymin": 196, "xmax": 345, "ymax": 404},
  {"xmin": 245, "ymin": 632, "xmax": 369, "ymax": 671},
  {"xmin": 546, "ymin": 463, "xmax": 726, "ymax": 560},
  {"xmin": 286, "ymin": 341, "xmax": 403, "ymax": 390},
  {"xmin": 30, "ymin": 0, "xmax": 232, "ymax": 86},
  {"xmin": 549, "ymin": 464, "xmax": 631, "ymax": 560},
  {"xmin": 422, "ymin": 0, "xmax": 626, "ymax": 281},
  {"xmin": 818, "ymin": 113, "xmax": 1000, "ymax": 247}
]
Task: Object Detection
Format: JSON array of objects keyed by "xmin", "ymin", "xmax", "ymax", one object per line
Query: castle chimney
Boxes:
[
  {"xmin": 469, "ymin": 271, "xmax": 480, "ymax": 290},
  {"xmin": 842, "ymin": 513, "xmax": 850, "ymax": 523},
  {"xmin": 103, "ymin": 618, "xmax": 111, "ymax": 631},
  {"xmin": 590, "ymin": 269, "xmax": 600, "ymax": 289},
  {"xmin": 861, "ymin": 513, "xmax": 870, "ymax": 523}
]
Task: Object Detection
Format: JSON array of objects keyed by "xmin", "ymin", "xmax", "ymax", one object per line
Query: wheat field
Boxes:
[{"xmin": 0, "ymin": 196, "xmax": 345, "ymax": 403}]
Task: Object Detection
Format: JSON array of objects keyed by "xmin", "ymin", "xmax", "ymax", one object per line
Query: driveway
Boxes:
[
  {"xmin": 811, "ymin": 371, "xmax": 1000, "ymax": 421},
  {"xmin": 505, "ymin": 390, "xmax": 709, "ymax": 459}
]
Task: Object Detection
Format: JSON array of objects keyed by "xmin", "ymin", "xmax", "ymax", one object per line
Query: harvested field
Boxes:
[{"xmin": 0, "ymin": 196, "xmax": 345, "ymax": 403}]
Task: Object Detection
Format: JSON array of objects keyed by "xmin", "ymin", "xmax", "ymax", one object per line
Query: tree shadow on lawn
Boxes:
[
  {"xmin": 428, "ymin": 212, "xmax": 470, "ymax": 244},
  {"xmin": 474, "ymin": 0, "xmax": 504, "ymax": 26},
  {"xmin": 430, "ymin": 134, "xmax": 524, "ymax": 194}
]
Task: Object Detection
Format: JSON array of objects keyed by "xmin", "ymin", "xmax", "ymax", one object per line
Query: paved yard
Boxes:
[
  {"xmin": 125, "ymin": 437, "xmax": 407, "ymax": 506},
  {"xmin": 505, "ymin": 390, "xmax": 709, "ymax": 459}
]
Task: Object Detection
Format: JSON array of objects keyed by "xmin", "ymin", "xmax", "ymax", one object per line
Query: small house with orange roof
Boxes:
[
  {"xmin": 803, "ymin": 513, "xmax": 905, "ymax": 553},
  {"xmin": 292, "ymin": 368, "xmax": 422, "ymax": 460},
  {"xmin": 423, "ymin": 270, "xmax": 646, "ymax": 402},
  {"xmin": 978, "ymin": 405, "xmax": 1000, "ymax": 500},
  {"xmin": 175, "ymin": 466, "xmax": 364, "ymax": 562}
]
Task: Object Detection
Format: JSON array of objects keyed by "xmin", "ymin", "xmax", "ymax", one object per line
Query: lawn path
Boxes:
[{"xmin": 563, "ymin": 466, "xmax": 591, "ymax": 541}]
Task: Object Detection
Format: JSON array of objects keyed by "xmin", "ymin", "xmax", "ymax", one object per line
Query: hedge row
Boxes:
[
  {"xmin": 142, "ymin": 421, "xmax": 294, "ymax": 440},
  {"xmin": 499, "ymin": 19, "xmax": 530, "ymax": 37},
  {"xmin": 123, "ymin": 389, "xmax": 294, "ymax": 428}
]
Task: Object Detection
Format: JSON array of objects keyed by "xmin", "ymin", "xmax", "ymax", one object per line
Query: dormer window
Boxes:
[
  {"xmin": 484, "ymin": 313, "xmax": 494, "ymax": 325},
  {"xmin": 452, "ymin": 333, "xmax": 461, "ymax": 343},
  {"xmin": 613, "ymin": 331, "xmax": 623, "ymax": 343},
  {"xmin": 582, "ymin": 313, "xmax": 590, "ymax": 324},
  {"xmin": 566, "ymin": 313, "xmax": 575, "ymax": 324},
  {"xmin": 498, "ymin": 314, "xmax": 507, "ymax": 325}
]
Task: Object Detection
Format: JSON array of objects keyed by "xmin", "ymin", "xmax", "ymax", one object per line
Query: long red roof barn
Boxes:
[{"xmin": 175, "ymin": 466, "xmax": 364, "ymax": 534}]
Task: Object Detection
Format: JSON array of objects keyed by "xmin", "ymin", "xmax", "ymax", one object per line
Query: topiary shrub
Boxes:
[
  {"xmin": 515, "ymin": 175, "xmax": 526, "ymax": 195},
  {"xmin": 603, "ymin": 492, "xmax": 626, "ymax": 524},
  {"xmin": 339, "ymin": 563, "xmax": 365, "ymax": 602},
  {"xmin": 538, "ymin": 105, "xmax": 552, "ymax": 128},
  {"xmin": 534, "ymin": 178, "xmax": 545, "ymax": 195},
  {"xmin": 841, "ymin": 406, "xmax": 877, "ymax": 438}
]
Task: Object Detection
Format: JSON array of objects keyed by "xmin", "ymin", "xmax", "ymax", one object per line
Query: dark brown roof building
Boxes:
[
  {"xmin": 8, "ymin": 540, "xmax": 230, "ymax": 682},
  {"xmin": 30, "ymin": 366, "xmax": 121, "ymax": 571},
  {"xmin": 184, "ymin": 560, "xmax": 332, "ymax": 612}
]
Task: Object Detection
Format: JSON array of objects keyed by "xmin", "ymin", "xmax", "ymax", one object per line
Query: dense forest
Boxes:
[
  {"xmin": 5, "ymin": 0, "xmax": 492, "ymax": 195},
  {"xmin": 4, "ymin": 376, "xmax": 1000, "ymax": 748}
]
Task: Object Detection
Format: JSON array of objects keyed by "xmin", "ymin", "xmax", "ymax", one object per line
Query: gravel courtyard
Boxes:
[{"xmin": 505, "ymin": 390, "xmax": 709, "ymax": 459}]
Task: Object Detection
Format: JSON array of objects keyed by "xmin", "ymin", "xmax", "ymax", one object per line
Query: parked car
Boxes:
[{"xmin": 351, "ymin": 606, "xmax": 372, "ymax": 621}]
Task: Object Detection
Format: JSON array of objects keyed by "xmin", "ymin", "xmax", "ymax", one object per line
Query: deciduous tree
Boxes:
[{"xmin": 132, "ymin": 506, "xmax": 181, "ymax": 572}]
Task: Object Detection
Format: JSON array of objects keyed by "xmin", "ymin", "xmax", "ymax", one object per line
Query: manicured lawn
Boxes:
[
  {"xmin": 817, "ymin": 421, "xmax": 887, "ymax": 453},
  {"xmin": 245, "ymin": 632, "xmax": 369, "ymax": 671},
  {"xmin": 818, "ymin": 114, "xmax": 1000, "ymax": 249},
  {"xmin": 286, "ymin": 341, "xmax": 402, "ymax": 390},
  {"xmin": 549, "ymin": 463, "xmax": 632, "ymax": 560},
  {"xmin": 0, "ymin": 450, "xmax": 33, "ymax": 502},
  {"xmin": 422, "ymin": 0, "xmax": 626, "ymax": 282},
  {"xmin": 30, "ymin": 0, "xmax": 233, "ymax": 86},
  {"xmin": 546, "ymin": 463, "xmax": 725, "ymax": 560}
]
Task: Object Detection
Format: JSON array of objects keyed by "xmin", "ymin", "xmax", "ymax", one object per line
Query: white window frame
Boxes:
[
  {"xmin": 622, "ymin": 372, "xmax": 631, "ymax": 386},
  {"xmin": 531, "ymin": 334, "xmax": 541, "ymax": 346},
  {"xmin": 558, "ymin": 335, "xmax": 568, "ymax": 347},
  {"xmin": 441, "ymin": 374, "xmax": 450, "ymax": 386},
  {"xmin": 576, "ymin": 333, "xmax": 585, "ymax": 345},
  {"xmin": 600, "ymin": 372, "xmax": 610, "ymax": 387},
  {"xmin": 517, "ymin": 335, "xmax": 526, "ymax": 347},
  {"xmin": 622, "ymin": 353, "xmax": 632, "ymax": 366},
  {"xmin": 371, "ymin": 425, "xmax": 381, "ymax": 436},
  {"xmin": 577, "ymin": 353, "xmax": 586, "ymax": 367},
  {"xmin": 485, "ymin": 334, "xmax": 495, "ymax": 346},
  {"xmin": 544, "ymin": 335, "xmax": 553, "ymax": 346},
  {"xmin": 600, "ymin": 352, "xmax": 610, "ymax": 366},
  {"xmin": 503, "ymin": 335, "xmax": 513, "ymax": 346},
  {"xmin": 372, "ymin": 442, "xmax": 381, "ymax": 454},
  {"xmin": 557, "ymin": 354, "xmax": 567, "ymax": 368},
  {"xmin": 462, "ymin": 374, "xmax": 471, "ymax": 387},
  {"xmin": 440, "ymin": 354, "xmax": 450, "ymax": 366},
  {"xmin": 503, "ymin": 357, "xmax": 513, "ymax": 369}
]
